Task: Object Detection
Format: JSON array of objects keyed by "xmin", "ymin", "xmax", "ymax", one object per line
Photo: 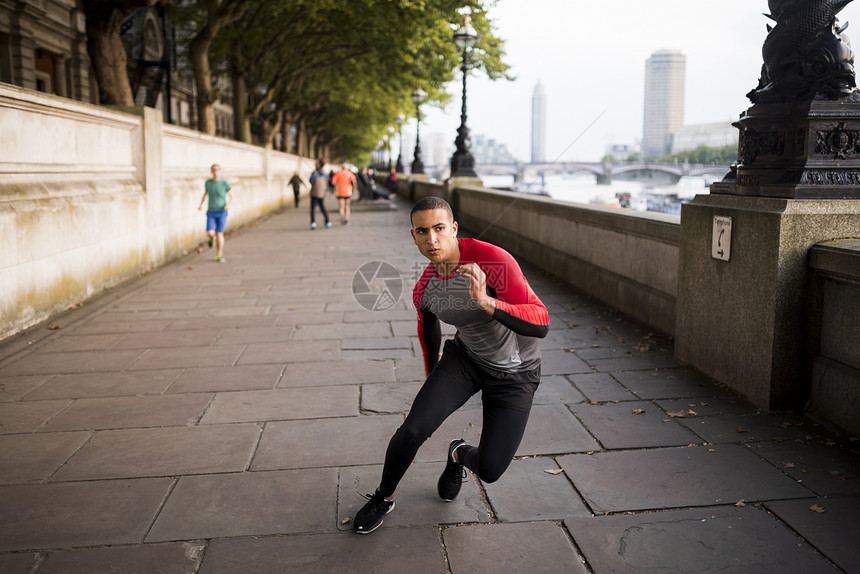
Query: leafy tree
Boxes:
[{"xmin": 81, "ymin": 0, "xmax": 158, "ymax": 105}]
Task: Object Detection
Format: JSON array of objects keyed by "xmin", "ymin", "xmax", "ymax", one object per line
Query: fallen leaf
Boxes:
[
  {"xmin": 783, "ymin": 462, "xmax": 796, "ymax": 469},
  {"xmin": 737, "ymin": 427, "xmax": 749, "ymax": 434},
  {"xmin": 687, "ymin": 410, "xmax": 698, "ymax": 416},
  {"xmin": 49, "ymin": 324, "xmax": 60, "ymax": 330},
  {"xmin": 666, "ymin": 411, "xmax": 687, "ymax": 418},
  {"xmin": 735, "ymin": 499, "xmax": 746, "ymax": 507},
  {"xmin": 632, "ymin": 409, "xmax": 646, "ymax": 415},
  {"xmin": 809, "ymin": 505, "xmax": 826, "ymax": 514},
  {"xmin": 544, "ymin": 469, "xmax": 564, "ymax": 475},
  {"xmin": 341, "ymin": 517, "xmax": 352, "ymax": 524}
]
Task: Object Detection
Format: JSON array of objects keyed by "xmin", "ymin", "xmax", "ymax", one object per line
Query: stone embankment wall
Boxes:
[
  {"xmin": 406, "ymin": 179, "xmax": 680, "ymax": 336},
  {"xmin": 0, "ymin": 83, "xmax": 315, "ymax": 340}
]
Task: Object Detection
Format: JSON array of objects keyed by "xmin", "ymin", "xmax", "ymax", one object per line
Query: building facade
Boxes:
[
  {"xmin": 531, "ymin": 79, "xmax": 546, "ymax": 163},
  {"xmin": 0, "ymin": 0, "xmax": 94, "ymax": 102},
  {"xmin": 642, "ymin": 49, "xmax": 686, "ymax": 160},
  {"xmin": 670, "ymin": 121, "xmax": 737, "ymax": 154}
]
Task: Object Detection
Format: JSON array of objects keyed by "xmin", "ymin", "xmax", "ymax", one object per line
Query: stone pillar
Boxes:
[{"xmin": 675, "ymin": 195, "xmax": 860, "ymax": 410}]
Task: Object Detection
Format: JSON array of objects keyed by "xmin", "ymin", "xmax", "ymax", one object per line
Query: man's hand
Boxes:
[{"xmin": 457, "ymin": 263, "xmax": 495, "ymax": 315}]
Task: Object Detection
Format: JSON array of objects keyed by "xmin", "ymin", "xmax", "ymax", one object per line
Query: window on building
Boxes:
[
  {"xmin": 0, "ymin": 33, "xmax": 11, "ymax": 84},
  {"xmin": 34, "ymin": 48, "xmax": 55, "ymax": 94}
]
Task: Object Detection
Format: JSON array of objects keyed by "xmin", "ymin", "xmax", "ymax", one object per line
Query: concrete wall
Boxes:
[
  {"xmin": 0, "ymin": 83, "xmax": 313, "ymax": 340},
  {"xmin": 807, "ymin": 240, "xmax": 860, "ymax": 436}
]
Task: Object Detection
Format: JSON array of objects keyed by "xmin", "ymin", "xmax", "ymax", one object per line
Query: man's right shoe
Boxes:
[
  {"xmin": 324, "ymin": 221, "xmax": 332, "ymax": 228},
  {"xmin": 310, "ymin": 222, "xmax": 317, "ymax": 230},
  {"xmin": 437, "ymin": 438, "xmax": 467, "ymax": 501},
  {"xmin": 353, "ymin": 490, "xmax": 395, "ymax": 534}
]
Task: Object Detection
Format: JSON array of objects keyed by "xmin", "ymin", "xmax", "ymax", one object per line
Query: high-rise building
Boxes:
[
  {"xmin": 531, "ymin": 80, "xmax": 546, "ymax": 162},
  {"xmin": 642, "ymin": 50, "xmax": 686, "ymax": 160}
]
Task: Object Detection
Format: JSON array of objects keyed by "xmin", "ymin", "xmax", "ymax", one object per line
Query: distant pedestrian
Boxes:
[
  {"xmin": 332, "ymin": 163, "xmax": 357, "ymax": 225},
  {"xmin": 288, "ymin": 171, "xmax": 305, "ymax": 208},
  {"xmin": 352, "ymin": 196, "xmax": 549, "ymax": 534},
  {"xmin": 308, "ymin": 159, "xmax": 332, "ymax": 230},
  {"xmin": 388, "ymin": 168, "xmax": 398, "ymax": 196},
  {"xmin": 198, "ymin": 163, "xmax": 233, "ymax": 262}
]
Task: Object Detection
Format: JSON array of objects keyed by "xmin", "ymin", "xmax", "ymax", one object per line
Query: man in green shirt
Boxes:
[{"xmin": 198, "ymin": 163, "xmax": 233, "ymax": 262}]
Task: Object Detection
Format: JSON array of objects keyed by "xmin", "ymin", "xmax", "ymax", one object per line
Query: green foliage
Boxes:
[
  {"xmin": 657, "ymin": 144, "xmax": 737, "ymax": 165},
  {"xmin": 178, "ymin": 0, "xmax": 509, "ymax": 160}
]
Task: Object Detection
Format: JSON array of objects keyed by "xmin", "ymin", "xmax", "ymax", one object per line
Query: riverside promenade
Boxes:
[{"xmin": 0, "ymin": 195, "xmax": 858, "ymax": 574}]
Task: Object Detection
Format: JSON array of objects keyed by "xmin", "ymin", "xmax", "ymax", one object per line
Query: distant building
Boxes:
[
  {"xmin": 473, "ymin": 134, "xmax": 517, "ymax": 164},
  {"xmin": 531, "ymin": 80, "xmax": 546, "ymax": 162},
  {"xmin": 605, "ymin": 143, "xmax": 640, "ymax": 160},
  {"xmin": 642, "ymin": 50, "xmax": 686, "ymax": 160},
  {"xmin": 670, "ymin": 122, "xmax": 737, "ymax": 154}
]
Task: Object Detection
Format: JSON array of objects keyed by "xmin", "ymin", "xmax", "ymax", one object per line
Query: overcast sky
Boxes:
[{"xmin": 417, "ymin": 0, "xmax": 860, "ymax": 163}]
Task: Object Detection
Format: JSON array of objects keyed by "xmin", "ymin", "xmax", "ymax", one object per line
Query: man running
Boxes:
[{"xmin": 353, "ymin": 196, "xmax": 549, "ymax": 534}]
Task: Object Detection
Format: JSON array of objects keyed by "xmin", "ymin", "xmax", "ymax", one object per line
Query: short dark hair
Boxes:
[{"xmin": 410, "ymin": 196, "xmax": 453, "ymax": 225}]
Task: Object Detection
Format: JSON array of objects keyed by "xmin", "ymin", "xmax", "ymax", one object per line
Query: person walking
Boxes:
[
  {"xmin": 198, "ymin": 163, "xmax": 233, "ymax": 262},
  {"xmin": 308, "ymin": 159, "xmax": 332, "ymax": 230},
  {"xmin": 288, "ymin": 171, "xmax": 305, "ymax": 208},
  {"xmin": 388, "ymin": 168, "xmax": 398, "ymax": 196},
  {"xmin": 352, "ymin": 196, "xmax": 549, "ymax": 534},
  {"xmin": 331, "ymin": 163, "xmax": 357, "ymax": 225}
]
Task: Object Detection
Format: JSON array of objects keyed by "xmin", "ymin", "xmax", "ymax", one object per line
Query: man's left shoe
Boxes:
[
  {"xmin": 437, "ymin": 438, "xmax": 467, "ymax": 501},
  {"xmin": 208, "ymin": 237, "xmax": 214, "ymax": 248}
]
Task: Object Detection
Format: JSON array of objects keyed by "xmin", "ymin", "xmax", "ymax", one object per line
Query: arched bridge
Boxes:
[{"xmin": 476, "ymin": 161, "xmax": 731, "ymax": 184}]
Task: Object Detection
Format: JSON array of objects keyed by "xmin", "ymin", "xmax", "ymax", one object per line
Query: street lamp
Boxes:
[
  {"xmin": 450, "ymin": 16, "xmax": 478, "ymax": 178},
  {"xmin": 395, "ymin": 112, "xmax": 405, "ymax": 172},
  {"xmin": 387, "ymin": 125, "xmax": 395, "ymax": 171},
  {"xmin": 411, "ymin": 87, "xmax": 427, "ymax": 174}
]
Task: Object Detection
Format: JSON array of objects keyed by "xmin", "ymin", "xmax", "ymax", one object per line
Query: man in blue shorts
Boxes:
[{"xmin": 198, "ymin": 163, "xmax": 233, "ymax": 262}]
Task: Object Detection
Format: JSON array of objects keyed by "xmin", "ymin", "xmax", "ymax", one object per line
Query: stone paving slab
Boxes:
[
  {"xmin": 35, "ymin": 542, "xmax": 204, "ymax": 574},
  {"xmin": 0, "ymin": 349, "xmax": 145, "ymax": 376},
  {"xmin": 0, "ymin": 375, "xmax": 51, "ymax": 401},
  {"xmin": 199, "ymin": 527, "xmax": 447, "ymax": 574},
  {"xmin": 677, "ymin": 411, "xmax": 823, "ymax": 445},
  {"xmin": 0, "ymin": 478, "xmax": 173, "ymax": 551},
  {"xmin": 113, "ymin": 330, "xmax": 220, "ymax": 349},
  {"xmin": 338, "ymin": 463, "xmax": 489, "ymax": 530},
  {"xmin": 0, "ymin": 432, "xmax": 90, "ymax": 484},
  {"xmin": 443, "ymin": 522, "xmax": 588, "ymax": 574},
  {"xmin": 0, "ymin": 399, "xmax": 70, "ymax": 433},
  {"xmin": 129, "ymin": 345, "xmax": 245, "ymax": 370},
  {"xmin": 766, "ymin": 496, "xmax": 860, "ymax": 573},
  {"xmin": 52, "ymin": 424, "xmax": 261, "ymax": 481},
  {"xmin": 611, "ymin": 367, "xmax": 729, "ymax": 400},
  {"xmin": 558, "ymin": 444, "xmax": 812, "ymax": 513},
  {"xmin": 570, "ymin": 400, "xmax": 702, "ymax": 449},
  {"xmin": 565, "ymin": 505, "xmax": 837, "ymax": 574},
  {"xmin": 482, "ymin": 457, "xmax": 591, "ymax": 522},
  {"xmin": 251, "ymin": 415, "xmax": 402, "ymax": 470},
  {"xmin": 515, "ymin": 404, "xmax": 601, "ymax": 456},
  {"xmin": 568, "ymin": 372, "xmax": 638, "ymax": 402},
  {"xmin": 199, "ymin": 386, "xmax": 358, "ymax": 423},
  {"xmin": 147, "ymin": 468, "xmax": 338, "ymax": 542},
  {"xmin": 747, "ymin": 439, "xmax": 860, "ymax": 497},
  {"xmin": 40, "ymin": 393, "xmax": 213, "ymax": 431},
  {"xmin": 537, "ymin": 348, "xmax": 592, "ymax": 375},
  {"xmin": 280, "ymin": 358, "xmax": 396, "ymax": 386},
  {"xmin": 166, "ymin": 364, "xmax": 284, "ymax": 393},
  {"xmin": 23, "ymin": 369, "xmax": 182, "ymax": 399},
  {"xmin": 237, "ymin": 340, "xmax": 340, "ymax": 364}
]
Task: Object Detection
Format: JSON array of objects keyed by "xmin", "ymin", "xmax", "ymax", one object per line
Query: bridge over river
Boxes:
[{"xmin": 476, "ymin": 160, "xmax": 732, "ymax": 184}]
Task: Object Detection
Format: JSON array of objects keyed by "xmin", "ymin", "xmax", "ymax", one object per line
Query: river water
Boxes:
[{"xmin": 479, "ymin": 173, "xmax": 714, "ymax": 215}]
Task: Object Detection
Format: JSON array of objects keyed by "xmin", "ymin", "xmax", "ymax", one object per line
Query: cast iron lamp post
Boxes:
[
  {"xmin": 411, "ymin": 87, "xmax": 427, "ymax": 174},
  {"xmin": 395, "ymin": 113, "xmax": 405, "ymax": 172},
  {"xmin": 387, "ymin": 125, "xmax": 395, "ymax": 171},
  {"xmin": 450, "ymin": 16, "xmax": 478, "ymax": 178}
]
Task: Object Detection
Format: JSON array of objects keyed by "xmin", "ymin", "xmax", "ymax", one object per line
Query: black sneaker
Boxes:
[
  {"xmin": 353, "ymin": 490, "xmax": 395, "ymax": 534},
  {"xmin": 437, "ymin": 438, "xmax": 467, "ymax": 501},
  {"xmin": 208, "ymin": 237, "xmax": 214, "ymax": 248}
]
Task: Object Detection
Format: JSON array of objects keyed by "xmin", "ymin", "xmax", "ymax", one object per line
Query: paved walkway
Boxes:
[{"xmin": 1, "ymin": 196, "xmax": 858, "ymax": 574}]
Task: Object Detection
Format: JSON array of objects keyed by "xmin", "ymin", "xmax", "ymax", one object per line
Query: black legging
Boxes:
[{"xmin": 378, "ymin": 341, "xmax": 539, "ymax": 498}]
